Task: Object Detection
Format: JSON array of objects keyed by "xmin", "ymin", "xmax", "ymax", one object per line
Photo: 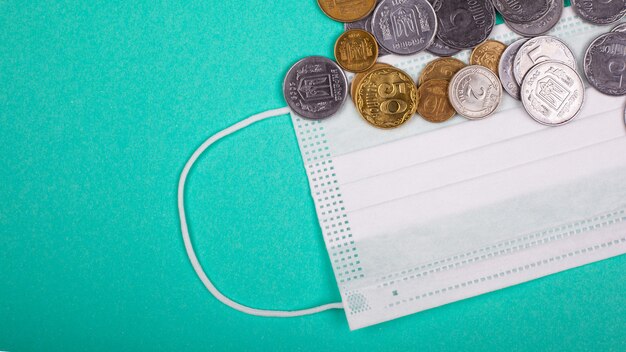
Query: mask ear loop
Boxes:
[{"xmin": 178, "ymin": 107, "xmax": 344, "ymax": 317}]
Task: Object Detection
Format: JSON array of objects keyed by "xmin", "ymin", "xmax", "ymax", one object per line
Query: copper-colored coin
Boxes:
[
  {"xmin": 418, "ymin": 58, "xmax": 466, "ymax": 86},
  {"xmin": 351, "ymin": 63, "xmax": 392, "ymax": 102},
  {"xmin": 355, "ymin": 67, "xmax": 418, "ymax": 129},
  {"xmin": 416, "ymin": 79, "xmax": 456, "ymax": 123},
  {"xmin": 317, "ymin": 0, "xmax": 376, "ymax": 23},
  {"xmin": 470, "ymin": 40, "xmax": 507, "ymax": 77},
  {"xmin": 335, "ymin": 29, "xmax": 379, "ymax": 73}
]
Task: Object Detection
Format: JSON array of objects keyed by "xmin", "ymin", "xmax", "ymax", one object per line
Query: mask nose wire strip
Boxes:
[{"xmin": 178, "ymin": 107, "xmax": 345, "ymax": 317}]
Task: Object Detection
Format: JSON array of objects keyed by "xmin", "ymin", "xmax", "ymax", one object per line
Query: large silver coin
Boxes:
[
  {"xmin": 499, "ymin": 38, "xmax": 528, "ymax": 100},
  {"xmin": 612, "ymin": 23, "xmax": 626, "ymax": 33},
  {"xmin": 283, "ymin": 56, "xmax": 348, "ymax": 120},
  {"xmin": 426, "ymin": 35, "xmax": 462, "ymax": 57},
  {"xmin": 514, "ymin": 36, "xmax": 576, "ymax": 85},
  {"xmin": 491, "ymin": 0, "xmax": 550, "ymax": 23},
  {"xmin": 371, "ymin": 0, "xmax": 438, "ymax": 55},
  {"xmin": 571, "ymin": 0, "xmax": 626, "ymax": 25},
  {"xmin": 584, "ymin": 32, "xmax": 626, "ymax": 96},
  {"xmin": 431, "ymin": 0, "xmax": 496, "ymax": 50},
  {"xmin": 344, "ymin": 1, "xmax": 391, "ymax": 56},
  {"xmin": 504, "ymin": 0, "xmax": 563, "ymax": 37},
  {"xmin": 449, "ymin": 65, "xmax": 502, "ymax": 120},
  {"xmin": 521, "ymin": 61, "xmax": 585, "ymax": 126}
]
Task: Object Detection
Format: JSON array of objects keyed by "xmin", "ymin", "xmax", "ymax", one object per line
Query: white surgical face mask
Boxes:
[{"xmin": 178, "ymin": 8, "xmax": 626, "ymax": 330}]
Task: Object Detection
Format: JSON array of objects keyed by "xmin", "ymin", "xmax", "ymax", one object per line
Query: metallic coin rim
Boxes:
[
  {"xmin": 416, "ymin": 79, "xmax": 456, "ymax": 123},
  {"xmin": 317, "ymin": 0, "xmax": 377, "ymax": 23},
  {"xmin": 448, "ymin": 65, "xmax": 502, "ymax": 120},
  {"xmin": 570, "ymin": 0, "xmax": 626, "ymax": 25},
  {"xmin": 504, "ymin": 0, "xmax": 563, "ymax": 37},
  {"xmin": 520, "ymin": 60, "xmax": 585, "ymax": 127},
  {"xmin": 513, "ymin": 35, "xmax": 576, "ymax": 85},
  {"xmin": 351, "ymin": 62, "xmax": 392, "ymax": 101},
  {"xmin": 334, "ymin": 29, "xmax": 379, "ymax": 73},
  {"xmin": 418, "ymin": 57, "xmax": 466, "ymax": 86},
  {"xmin": 470, "ymin": 39, "xmax": 507, "ymax": 76},
  {"xmin": 583, "ymin": 32, "xmax": 626, "ymax": 96},
  {"xmin": 434, "ymin": 0, "xmax": 496, "ymax": 49},
  {"xmin": 283, "ymin": 56, "xmax": 348, "ymax": 120},
  {"xmin": 498, "ymin": 38, "xmax": 528, "ymax": 100},
  {"xmin": 372, "ymin": 0, "xmax": 438, "ymax": 55},
  {"xmin": 612, "ymin": 23, "xmax": 626, "ymax": 33},
  {"xmin": 492, "ymin": 0, "xmax": 550, "ymax": 23},
  {"xmin": 355, "ymin": 66, "xmax": 418, "ymax": 128},
  {"xmin": 426, "ymin": 36, "xmax": 462, "ymax": 57}
]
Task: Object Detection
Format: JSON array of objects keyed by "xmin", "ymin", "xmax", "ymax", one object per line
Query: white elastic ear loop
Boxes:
[{"xmin": 178, "ymin": 107, "xmax": 344, "ymax": 317}]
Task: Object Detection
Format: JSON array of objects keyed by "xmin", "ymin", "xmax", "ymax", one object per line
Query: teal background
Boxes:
[{"xmin": 1, "ymin": 0, "xmax": 624, "ymax": 351}]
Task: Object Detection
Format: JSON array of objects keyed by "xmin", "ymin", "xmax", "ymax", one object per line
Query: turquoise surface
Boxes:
[{"xmin": 1, "ymin": 1, "xmax": 624, "ymax": 351}]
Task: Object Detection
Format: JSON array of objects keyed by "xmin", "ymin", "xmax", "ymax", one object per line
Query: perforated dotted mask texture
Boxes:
[{"xmin": 291, "ymin": 8, "xmax": 626, "ymax": 329}]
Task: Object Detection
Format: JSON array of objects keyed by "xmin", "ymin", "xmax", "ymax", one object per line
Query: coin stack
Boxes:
[{"xmin": 283, "ymin": 0, "xmax": 626, "ymax": 129}]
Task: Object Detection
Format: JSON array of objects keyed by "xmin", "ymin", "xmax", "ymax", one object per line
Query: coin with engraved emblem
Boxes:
[
  {"xmin": 418, "ymin": 57, "xmax": 466, "ymax": 85},
  {"xmin": 499, "ymin": 38, "xmax": 528, "ymax": 100},
  {"xmin": 514, "ymin": 36, "xmax": 576, "ymax": 85},
  {"xmin": 283, "ymin": 56, "xmax": 348, "ymax": 120},
  {"xmin": 351, "ymin": 63, "xmax": 392, "ymax": 100},
  {"xmin": 470, "ymin": 40, "xmax": 506, "ymax": 76},
  {"xmin": 318, "ymin": 0, "xmax": 377, "ymax": 22},
  {"xmin": 492, "ymin": 0, "xmax": 550, "ymax": 23},
  {"xmin": 344, "ymin": 1, "xmax": 391, "ymax": 57},
  {"xmin": 584, "ymin": 32, "xmax": 626, "ymax": 96},
  {"xmin": 335, "ymin": 29, "xmax": 379, "ymax": 73},
  {"xmin": 355, "ymin": 67, "xmax": 418, "ymax": 128},
  {"xmin": 432, "ymin": 0, "xmax": 496, "ymax": 49},
  {"xmin": 504, "ymin": 0, "xmax": 563, "ymax": 37},
  {"xmin": 571, "ymin": 0, "xmax": 626, "ymax": 25},
  {"xmin": 613, "ymin": 23, "xmax": 626, "ymax": 33},
  {"xmin": 371, "ymin": 0, "xmax": 438, "ymax": 55},
  {"xmin": 416, "ymin": 79, "xmax": 456, "ymax": 122},
  {"xmin": 449, "ymin": 65, "xmax": 502, "ymax": 120},
  {"xmin": 521, "ymin": 61, "xmax": 585, "ymax": 126}
]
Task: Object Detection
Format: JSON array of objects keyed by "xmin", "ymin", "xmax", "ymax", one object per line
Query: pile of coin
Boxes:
[{"xmin": 283, "ymin": 0, "xmax": 626, "ymax": 128}]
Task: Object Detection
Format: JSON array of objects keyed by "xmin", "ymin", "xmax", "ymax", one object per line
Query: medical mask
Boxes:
[{"xmin": 178, "ymin": 7, "xmax": 626, "ymax": 330}]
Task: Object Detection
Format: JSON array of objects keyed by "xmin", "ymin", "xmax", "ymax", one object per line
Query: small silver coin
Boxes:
[
  {"xmin": 584, "ymin": 32, "xmax": 626, "ymax": 96},
  {"xmin": 612, "ymin": 23, "xmax": 626, "ymax": 33},
  {"xmin": 283, "ymin": 56, "xmax": 348, "ymax": 120},
  {"xmin": 521, "ymin": 61, "xmax": 585, "ymax": 126},
  {"xmin": 449, "ymin": 65, "xmax": 502, "ymax": 120},
  {"xmin": 431, "ymin": 0, "xmax": 496, "ymax": 50},
  {"xmin": 492, "ymin": 0, "xmax": 550, "ymax": 23},
  {"xmin": 371, "ymin": 0, "xmax": 438, "ymax": 55},
  {"xmin": 344, "ymin": 1, "xmax": 391, "ymax": 57},
  {"xmin": 514, "ymin": 36, "xmax": 576, "ymax": 85},
  {"xmin": 504, "ymin": 0, "xmax": 563, "ymax": 37},
  {"xmin": 499, "ymin": 38, "xmax": 528, "ymax": 100},
  {"xmin": 426, "ymin": 35, "xmax": 462, "ymax": 57},
  {"xmin": 571, "ymin": 0, "xmax": 626, "ymax": 25}
]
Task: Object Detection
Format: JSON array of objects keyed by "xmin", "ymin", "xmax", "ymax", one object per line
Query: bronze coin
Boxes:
[
  {"xmin": 418, "ymin": 58, "xmax": 466, "ymax": 86},
  {"xmin": 355, "ymin": 67, "xmax": 418, "ymax": 129},
  {"xmin": 318, "ymin": 0, "xmax": 377, "ymax": 23},
  {"xmin": 351, "ymin": 63, "xmax": 392, "ymax": 102},
  {"xmin": 416, "ymin": 79, "xmax": 456, "ymax": 123},
  {"xmin": 335, "ymin": 29, "xmax": 379, "ymax": 73},
  {"xmin": 470, "ymin": 40, "xmax": 507, "ymax": 77}
]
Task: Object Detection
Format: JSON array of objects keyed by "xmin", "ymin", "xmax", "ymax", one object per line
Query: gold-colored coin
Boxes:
[
  {"xmin": 355, "ymin": 67, "xmax": 418, "ymax": 129},
  {"xmin": 418, "ymin": 58, "xmax": 466, "ymax": 86},
  {"xmin": 335, "ymin": 29, "xmax": 379, "ymax": 73},
  {"xmin": 416, "ymin": 79, "xmax": 456, "ymax": 123},
  {"xmin": 317, "ymin": 0, "xmax": 376, "ymax": 22},
  {"xmin": 470, "ymin": 40, "xmax": 507, "ymax": 77},
  {"xmin": 351, "ymin": 63, "xmax": 392, "ymax": 102}
]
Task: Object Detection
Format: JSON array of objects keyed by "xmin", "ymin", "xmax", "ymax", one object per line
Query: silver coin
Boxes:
[
  {"xmin": 612, "ymin": 23, "xmax": 626, "ymax": 33},
  {"xmin": 426, "ymin": 35, "xmax": 462, "ymax": 57},
  {"xmin": 344, "ymin": 1, "xmax": 391, "ymax": 56},
  {"xmin": 499, "ymin": 38, "xmax": 528, "ymax": 100},
  {"xmin": 521, "ymin": 61, "xmax": 585, "ymax": 126},
  {"xmin": 504, "ymin": 0, "xmax": 563, "ymax": 37},
  {"xmin": 431, "ymin": 0, "xmax": 496, "ymax": 50},
  {"xmin": 571, "ymin": 0, "xmax": 626, "ymax": 25},
  {"xmin": 492, "ymin": 0, "xmax": 550, "ymax": 23},
  {"xmin": 584, "ymin": 32, "xmax": 626, "ymax": 96},
  {"xmin": 514, "ymin": 36, "xmax": 576, "ymax": 85},
  {"xmin": 449, "ymin": 65, "xmax": 502, "ymax": 120},
  {"xmin": 371, "ymin": 0, "xmax": 438, "ymax": 55},
  {"xmin": 283, "ymin": 56, "xmax": 348, "ymax": 120}
]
